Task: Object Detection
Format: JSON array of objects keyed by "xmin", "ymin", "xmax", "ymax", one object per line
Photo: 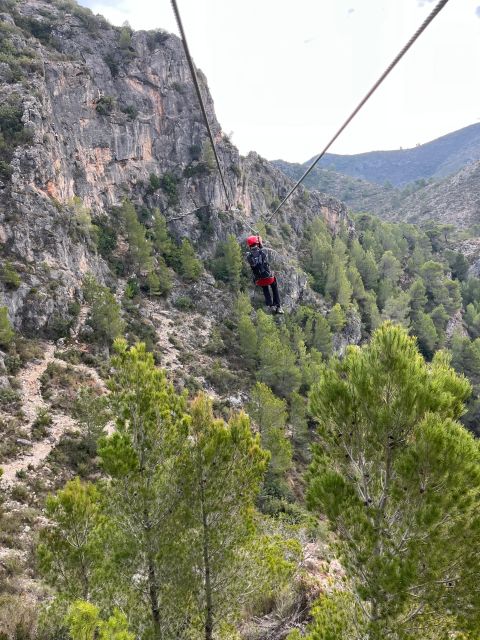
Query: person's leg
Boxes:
[
  {"xmin": 271, "ymin": 278, "xmax": 281, "ymax": 307},
  {"xmin": 262, "ymin": 285, "xmax": 273, "ymax": 306}
]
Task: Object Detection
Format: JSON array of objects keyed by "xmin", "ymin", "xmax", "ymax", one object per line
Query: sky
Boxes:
[{"xmin": 78, "ymin": 0, "xmax": 480, "ymax": 162}]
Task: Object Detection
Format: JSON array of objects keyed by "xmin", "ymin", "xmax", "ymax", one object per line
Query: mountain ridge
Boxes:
[{"xmin": 273, "ymin": 122, "xmax": 480, "ymax": 187}]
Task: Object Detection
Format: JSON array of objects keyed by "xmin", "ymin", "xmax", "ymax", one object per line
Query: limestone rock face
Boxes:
[{"xmin": 0, "ymin": 0, "xmax": 353, "ymax": 337}]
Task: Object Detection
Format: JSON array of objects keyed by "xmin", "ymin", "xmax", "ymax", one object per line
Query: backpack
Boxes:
[{"xmin": 247, "ymin": 248, "xmax": 272, "ymax": 280}]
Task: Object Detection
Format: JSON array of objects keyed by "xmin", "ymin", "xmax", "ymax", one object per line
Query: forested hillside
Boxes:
[{"xmin": 0, "ymin": 1, "xmax": 479, "ymax": 639}]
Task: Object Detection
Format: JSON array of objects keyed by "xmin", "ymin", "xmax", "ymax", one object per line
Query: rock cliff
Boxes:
[{"xmin": 0, "ymin": 0, "xmax": 351, "ymax": 334}]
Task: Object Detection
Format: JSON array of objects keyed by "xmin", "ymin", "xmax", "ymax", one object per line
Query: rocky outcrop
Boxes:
[
  {"xmin": 384, "ymin": 160, "xmax": 480, "ymax": 229},
  {"xmin": 0, "ymin": 0, "xmax": 352, "ymax": 334}
]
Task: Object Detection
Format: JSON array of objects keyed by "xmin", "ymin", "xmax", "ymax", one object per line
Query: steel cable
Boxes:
[
  {"xmin": 265, "ymin": 0, "xmax": 451, "ymax": 223},
  {"xmin": 170, "ymin": 0, "xmax": 232, "ymax": 210}
]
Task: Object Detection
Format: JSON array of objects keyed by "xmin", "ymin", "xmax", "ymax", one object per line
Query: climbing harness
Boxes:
[{"xmin": 265, "ymin": 0, "xmax": 451, "ymax": 223}]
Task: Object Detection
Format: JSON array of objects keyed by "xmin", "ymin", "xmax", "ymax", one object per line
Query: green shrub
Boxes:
[
  {"xmin": 0, "ymin": 160, "xmax": 12, "ymax": 178},
  {"xmin": 83, "ymin": 275, "xmax": 124, "ymax": 348},
  {"xmin": 31, "ymin": 408, "xmax": 52, "ymax": 441},
  {"xmin": 160, "ymin": 173, "xmax": 179, "ymax": 206},
  {"xmin": 0, "ymin": 307, "xmax": 14, "ymax": 348},
  {"xmin": 121, "ymin": 104, "xmax": 138, "ymax": 120},
  {"xmin": 119, "ymin": 24, "xmax": 132, "ymax": 49},
  {"xmin": 149, "ymin": 173, "xmax": 161, "ymax": 192},
  {"xmin": 183, "ymin": 162, "xmax": 209, "ymax": 178},
  {"xmin": 4, "ymin": 352, "xmax": 21, "ymax": 375},
  {"xmin": 0, "ymin": 97, "xmax": 32, "ymax": 181},
  {"xmin": 230, "ymin": 163, "xmax": 241, "ymax": 179},
  {"xmin": 124, "ymin": 276, "xmax": 140, "ymax": 299},
  {"xmin": 46, "ymin": 313, "xmax": 73, "ymax": 340},
  {"xmin": 174, "ymin": 296, "xmax": 193, "ymax": 311},
  {"xmin": 40, "ymin": 361, "xmax": 94, "ymax": 413},
  {"xmin": 10, "ymin": 483, "xmax": 29, "ymax": 504},
  {"xmin": 95, "ymin": 96, "xmax": 115, "ymax": 115},
  {"xmin": 203, "ymin": 360, "xmax": 239, "ymax": 394},
  {"xmin": 95, "ymin": 218, "xmax": 117, "ymax": 258},
  {"xmin": 15, "ymin": 16, "xmax": 52, "ymax": 44},
  {"xmin": 178, "ymin": 239, "xmax": 202, "ymax": 281},
  {"xmin": 104, "ymin": 54, "xmax": 119, "ymax": 77},
  {"xmin": 0, "ymin": 388, "xmax": 21, "ymax": 412},
  {"xmin": 0, "ymin": 261, "xmax": 21, "ymax": 289}
]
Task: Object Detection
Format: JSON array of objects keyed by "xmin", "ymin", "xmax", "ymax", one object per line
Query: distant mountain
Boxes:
[
  {"xmin": 386, "ymin": 159, "xmax": 480, "ymax": 229},
  {"xmin": 273, "ymin": 123, "xmax": 480, "ymax": 187},
  {"xmin": 272, "ymin": 160, "xmax": 401, "ymax": 215}
]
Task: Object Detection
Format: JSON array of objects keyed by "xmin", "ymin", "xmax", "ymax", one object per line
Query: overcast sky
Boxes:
[{"xmin": 78, "ymin": 0, "xmax": 480, "ymax": 162}]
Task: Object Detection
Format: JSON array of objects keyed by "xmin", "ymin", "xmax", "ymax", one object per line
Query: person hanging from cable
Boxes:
[{"xmin": 245, "ymin": 236, "xmax": 284, "ymax": 314}]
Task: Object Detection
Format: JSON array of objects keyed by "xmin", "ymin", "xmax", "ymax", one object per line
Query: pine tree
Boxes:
[
  {"xmin": 376, "ymin": 277, "xmax": 395, "ymax": 311},
  {"xmin": 248, "ymin": 382, "xmax": 292, "ymax": 477},
  {"xmin": 179, "ymin": 238, "xmax": 203, "ymax": 281},
  {"xmin": 430, "ymin": 304, "xmax": 449, "ymax": 344},
  {"xmin": 256, "ymin": 311, "xmax": 301, "ymax": 397},
  {"xmin": 412, "ymin": 311, "xmax": 438, "ymax": 357},
  {"xmin": 305, "ymin": 227, "xmax": 333, "ymax": 294},
  {"xmin": 381, "ymin": 291, "xmax": 411, "ymax": 328},
  {"xmin": 357, "ymin": 249, "xmax": 378, "ymax": 290},
  {"xmin": 177, "ymin": 394, "xmax": 269, "ymax": 639},
  {"xmin": 347, "ymin": 264, "xmax": 366, "ymax": 302},
  {"xmin": 83, "ymin": 276, "xmax": 124, "ymax": 348},
  {"xmin": 379, "ymin": 250, "xmax": 401, "ymax": 285},
  {"xmin": 308, "ymin": 324, "xmax": 479, "ymax": 639},
  {"xmin": 451, "ymin": 332, "xmax": 480, "ymax": 386},
  {"xmin": 120, "ymin": 199, "xmax": 153, "ymax": 274},
  {"xmin": 98, "ymin": 340, "xmax": 190, "ymax": 638},
  {"xmin": 328, "ymin": 303, "xmax": 346, "ymax": 332},
  {"xmin": 289, "ymin": 391, "xmax": 309, "ymax": 456},
  {"xmin": 325, "ymin": 255, "xmax": 352, "ymax": 308},
  {"xmin": 311, "ymin": 314, "xmax": 333, "ymax": 358},
  {"xmin": 0, "ymin": 306, "xmax": 14, "ymax": 348},
  {"xmin": 408, "ymin": 278, "xmax": 427, "ymax": 319},
  {"xmin": 233, "ymin": 291, "xmax": 253, "ymax": 320},
  {"xmin": 223, "ymin": 234, "xmax": 242, "ymax": 289},
  {"xmin": 238, "ymin": 313, "xmax": 258, "ymax": 368},
  {"xmin": 464, "ymin": 302, "xmax": 480, "ymax": 339},
  {"xmin": 152, "ymin": 210, "xmax": 174, "ymax": 265},
  {"xmin": 38, "ymin": 478, "xmax": 103, "ymax": 602},
  {"xmin": 73, "ymin": 387, "xmax": 110, "ymax": 454},
  {"xmin": 360, "ymin": 290, "xmax": 381, "ymax": 333},
  {"xmin": 66, "ymin": 601, "xmax": 134, "ymax": 640},
  {"xmin": 462, "ymin": 277, "xmax": 480, "ymax": 306},
  {"xmin": 420, "ymin": 260, "xmax": 446, "ymax": 306},
  {"xmin": 444, "ymin": 279, "xmax": 462, "ymax": 314},
  {"xmin": 287, "ymin": 591, "xmax": 365, "ymax": 640},
  {"xmin": 148, "ymin": 257, "xmax": 172, "ymax": 296}
]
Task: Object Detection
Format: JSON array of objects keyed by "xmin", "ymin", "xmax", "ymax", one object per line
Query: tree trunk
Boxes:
[
  {"xmin": 144, "ymin": 508, "xmax": 161, "ymax": 639},
  {"xmin": 200, "ymin": 480, "xmax": 214, "ymax": 640},
  {"xmin": 148, "ymin": 554, "xmax": 162, "ymax": 638}
]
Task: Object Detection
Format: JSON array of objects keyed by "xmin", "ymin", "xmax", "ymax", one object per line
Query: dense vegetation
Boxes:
[
  {"xmin": 1, "ymin": 4, "xmax": 480, "ymax": 636},
  {"xmin": 300, "ymin": 214, "xmax": 480, "ymax": 434},
  {"xmin": 2, "ymin": 180, "xmax": 480, "ymax": 638}
]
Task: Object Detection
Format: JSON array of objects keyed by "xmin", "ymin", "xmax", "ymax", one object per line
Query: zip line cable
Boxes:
[
  {"xmin": 265, "ymin": 0, "xmax": 451, "ymax": 224},
  {"xmin": 170, "ymin": 0, "xmax": 232, "ymax": 210}
]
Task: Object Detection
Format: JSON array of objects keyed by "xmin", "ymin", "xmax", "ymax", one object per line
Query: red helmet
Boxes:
[{"xmin": 246, "ymin": 235, "xmax": 262, "ymax": 247}]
